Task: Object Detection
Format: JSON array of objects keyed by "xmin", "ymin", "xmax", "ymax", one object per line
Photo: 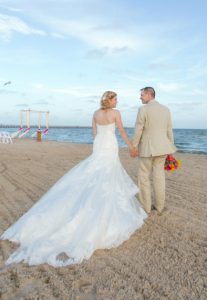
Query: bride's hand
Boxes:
[{"xmin": 129, "ymin": 146, "xmax": 139, "ymax": 157}]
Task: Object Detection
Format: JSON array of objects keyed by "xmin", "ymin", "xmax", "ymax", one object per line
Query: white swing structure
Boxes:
[{"xmin": 11, "ymin": 109, "xmax": 49, "ymax": 138}]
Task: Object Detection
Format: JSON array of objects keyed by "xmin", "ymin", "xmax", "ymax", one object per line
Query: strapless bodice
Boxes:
[
  {"xmin": 96, "ymin": 122, "xmax": 116, "ymax": 134},
  {"xmin": 93, "ymin": 122, "xmax": 118, "ymax": 158}
]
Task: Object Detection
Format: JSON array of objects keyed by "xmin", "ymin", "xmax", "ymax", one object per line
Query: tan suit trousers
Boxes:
[{"xmin": 138, "ymin": 155, "xmax": 166, "ymax": 214}]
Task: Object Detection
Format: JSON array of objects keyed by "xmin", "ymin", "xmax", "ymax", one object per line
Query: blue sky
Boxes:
[{"xmin": 0, "ymin": 0, "xmax": 206, "ymax": 128}]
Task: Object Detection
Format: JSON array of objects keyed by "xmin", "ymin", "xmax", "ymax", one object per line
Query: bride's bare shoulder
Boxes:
[
  {"xmin": 93, "ymin": 109, "xmax": 101, "ymax": 117},
  {"xmin": 113, "ymin": 109, "xmax": 121, "ymax": 116}
]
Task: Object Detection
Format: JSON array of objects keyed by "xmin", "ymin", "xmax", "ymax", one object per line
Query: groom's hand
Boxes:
[{"xmin": 130, "ymin": 148, "xmax": 139, "ymax": 157}]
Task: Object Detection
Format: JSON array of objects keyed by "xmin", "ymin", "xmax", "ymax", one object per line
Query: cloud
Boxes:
[
  {"xmin": 86, "ymin": 46, "xmax": 129, "ymax": 59},
  {"xmin": 120, "ymin": 104, "xmax": 139, "ymax": 112},
  {"xmin": 0, "ymin": 13, "xmax": 46, "ymax": 41},
  {"xmin": 85, "ymin": 47, "xmax": 109, "ymax": 59},
  {"xmin": 184, "ymin": 62, "xmax": 207, "ymax": 81},
  {"xmin": 71, "ymin": 108, "xmax": 84, "ymax": 112},
  {"xmin": 168, "ymin": 100, "xmax": 206, "ymax": 108},
  {"xmin": 50, "ymin": 32, "xmax": 67, "ymax": 39},
  {"xmin": 32, "ymin": 95, "xmax": 55, "ymax": 105},
  {"xmin": 31, "ymin": 83, "xmax": 45, "ymax": 90},
  {"xmin": 87, "ymin": 97, "xmax": 99, "ymax": 103},
  {"xmin": 149, "ymin": 63, "xmax": 179, "ymax": 70},
  {"xmin": 31, "ymin": 83, "xmax": 101, "ymax": 98},
  {"xmin": 0, "ymin": 89, "xmax": 17, "ymax": 94},
  {"xmin": 0, "ymin": 46, "xmax": 52, "ymax": 65},
  {"xmin": 43, "ymin": 18, "xmax": 145, "ymax": 49},
  {"xmin": 157, "ymin": 82, "xmax": 184, "ymax": 92},
  {"xmin": 123, "ymin": 74, "xmax": 160, "ymax": 84},
  {"xmin": 0, "ymin": 5, "xmax": 24, "ymax": 13},
  {"xmin": 15, "ymin": 103, "xmax": 29, "ymax": 107},
  {"xmin": 86, "ymin": 46, "xmax": 129, "ymax": 60},
  {"xmin": 190, "ymin": 89, "xmax": 206, "ymax": 96},
  {"xmin": 0, "ymin": 1, "xmax": 178, "ymax": 52},
  {"xmin": 0, "ymin": 1, "xmax": 206, "ymax": 128},
  {"xmin": 33, "ymin": 100, "xmax": 50, "ymax": 105},
  {"xmin": 9, "ymin": 2, "xmax": 149, "ymax": 50}
]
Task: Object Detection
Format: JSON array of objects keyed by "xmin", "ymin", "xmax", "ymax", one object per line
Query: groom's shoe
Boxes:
[
  {"xmin": 157, "ymin": 207, "xmax": 167, "ymax": 216},
  {"xmin": 145, "ymin": 205, "xmax": 156, "ymax": 215}
]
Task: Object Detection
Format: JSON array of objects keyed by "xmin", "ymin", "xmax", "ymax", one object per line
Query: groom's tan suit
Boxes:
[{"xmin": 132, "ymin": 100, "xmax": 177, "ymax": 213}]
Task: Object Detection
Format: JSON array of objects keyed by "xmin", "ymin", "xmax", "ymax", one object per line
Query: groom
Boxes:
[{"xmin": 131, "ymin": 87, "xmax": 177, "ymax": 215}]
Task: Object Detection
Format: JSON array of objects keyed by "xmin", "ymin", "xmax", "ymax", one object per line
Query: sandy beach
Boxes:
[{"xmin": 0, "ymin": 139, "xmax": 206, "ymax": 299}]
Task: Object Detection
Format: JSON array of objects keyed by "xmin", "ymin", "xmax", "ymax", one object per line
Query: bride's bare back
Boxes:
[
  {"xmin": 92, "ymin": 108, "xmax": 134, "ymax": 151},
  {"xmin": 93, "ymin": 108, "xmax": 116, "ymax": 125}
]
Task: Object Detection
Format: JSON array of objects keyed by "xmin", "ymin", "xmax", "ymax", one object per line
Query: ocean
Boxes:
[{"xmin": 1, "ymin": 127, "xmax": 207, "ymax": 155}]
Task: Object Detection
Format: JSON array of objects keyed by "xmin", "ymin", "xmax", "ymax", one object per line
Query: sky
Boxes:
[{"xmin": 0, "ymin": 0, "xmax": 207, "ymax": 128}]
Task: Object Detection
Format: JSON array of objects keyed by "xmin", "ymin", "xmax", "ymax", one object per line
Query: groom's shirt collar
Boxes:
[{"xmin": 147, "ymin": 99, "xmax": 157, "ymax": 104}]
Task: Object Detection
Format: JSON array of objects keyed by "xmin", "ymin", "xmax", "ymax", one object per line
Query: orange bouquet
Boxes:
[{"xmin": 164, "ymin": 154, "xmax": 181, "ymax": 171}]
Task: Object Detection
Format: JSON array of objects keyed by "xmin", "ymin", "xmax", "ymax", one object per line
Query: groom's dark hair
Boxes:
[{"xmin": 140, "ymin": 87, "xmax": 155, "ymax": 98}]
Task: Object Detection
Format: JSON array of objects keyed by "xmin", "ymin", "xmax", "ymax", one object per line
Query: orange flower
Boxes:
[{"xmin": 164, "ymin": 155, "xmax": 181, "ymax": 171}]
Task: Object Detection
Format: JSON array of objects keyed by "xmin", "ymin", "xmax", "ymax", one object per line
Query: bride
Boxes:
[{"xmin": 1, "ymin": 91, "xmax": 148, "ymax": 267}]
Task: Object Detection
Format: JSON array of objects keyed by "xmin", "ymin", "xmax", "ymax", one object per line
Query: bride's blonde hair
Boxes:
[{"xmin": 100, "ymin": 91, "xmax": 117, "ymax": 110}]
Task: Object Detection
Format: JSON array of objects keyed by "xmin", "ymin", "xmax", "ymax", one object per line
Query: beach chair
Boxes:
[
  {"xmin": 0, "ymin": 131, "xmax": 13, "ymax": 144},
  {"xmin": 5, "ymin": 132, "xmax": 13, "ymax": 144},
  {"xmin": 0, "ymin": 132, "xmax": 5, "ymax": 143}
]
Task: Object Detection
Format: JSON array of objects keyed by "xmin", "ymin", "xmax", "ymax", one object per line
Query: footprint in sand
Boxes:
[{"xmin": 73, "ymin": 277, "xmax": 94, "ymax": 293}]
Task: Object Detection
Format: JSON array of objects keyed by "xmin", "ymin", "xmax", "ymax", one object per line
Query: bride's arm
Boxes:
[
  {"xmin": 92, "ymin": 114, "xmax": 97, "ymax": 138},
  {"xmin": 115, "ymin": 110, "xmax": 136, "ymax": 152}
]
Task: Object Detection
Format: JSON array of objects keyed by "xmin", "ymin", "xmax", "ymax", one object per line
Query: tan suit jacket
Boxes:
[{"xmin": 132, "ymin": 100, "xmax": 177, "ymax": 157}]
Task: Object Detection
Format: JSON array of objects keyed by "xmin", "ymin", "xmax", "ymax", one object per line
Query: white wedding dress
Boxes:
[{"xmin": 1, "ymin": 123, "xmax": 147, "ymax": 267}]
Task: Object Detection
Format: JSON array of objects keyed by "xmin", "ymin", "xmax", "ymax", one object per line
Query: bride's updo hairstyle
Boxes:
[{"xmin": 100, "ymin": 91, "xmax": 117, "ymax": 110}]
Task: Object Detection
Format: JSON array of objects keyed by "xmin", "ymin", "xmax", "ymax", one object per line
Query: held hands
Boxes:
[{"xmin": 129, "ymin": 147, "xmax": 139, "ymax": 158}]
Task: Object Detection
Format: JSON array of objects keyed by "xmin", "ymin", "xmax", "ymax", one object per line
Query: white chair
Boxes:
[
  {"xmin": 0, "ymin": 132, "xmax": 4, "ymax": 143},
  {"xmin": 0, "ymin": 131, "xmax": 13, "ymax": 144},
  {"xmin": 5, "ymin": 131, "xmax": 13, "ymax": 144}
]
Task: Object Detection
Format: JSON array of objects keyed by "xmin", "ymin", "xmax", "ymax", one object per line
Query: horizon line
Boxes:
[{"xmin": 0, "ymin": 124, "xmax": 206, "ymax": 130}]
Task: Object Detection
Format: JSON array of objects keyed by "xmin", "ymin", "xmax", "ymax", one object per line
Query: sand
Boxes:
[{"xmin": 0, "ymin": 139, "xmax": 206, "ymax": 300}]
